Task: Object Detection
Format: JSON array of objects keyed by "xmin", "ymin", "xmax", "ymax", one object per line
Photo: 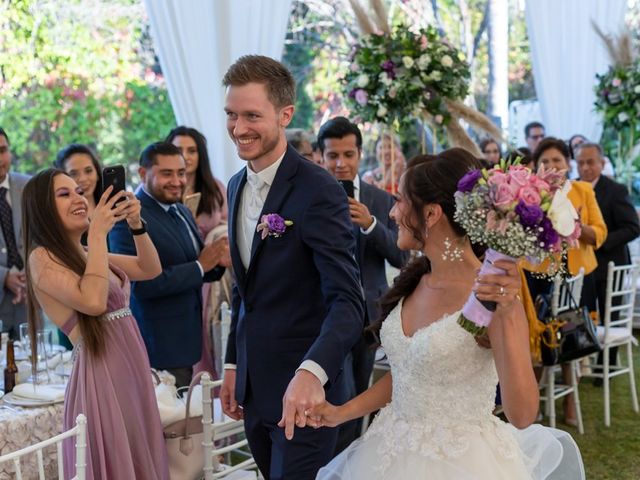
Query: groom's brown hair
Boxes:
[{"xmin": 223, "ymin": 55, "xmax": 295, "ymax": 109}]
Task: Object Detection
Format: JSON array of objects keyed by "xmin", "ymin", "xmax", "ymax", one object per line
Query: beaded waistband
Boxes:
[{"xmin": 104, "ymin": 307, "xmax": 132, "ymax": 322}]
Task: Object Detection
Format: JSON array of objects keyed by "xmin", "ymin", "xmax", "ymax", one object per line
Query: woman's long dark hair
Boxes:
[
  {"xmin": 23, "ymin": 169, "xmax": 106, "ymax": 371},
  {"xmin": 166, "ymin": 126, "xmax": 224, "ymax": 215},
  {"xmin": 54, "ymin": 143, "xmax": 103, "ymax": 206},
  {"xmin": 369, "ymin": 148, "xmax": 483, "ymax": 339}
]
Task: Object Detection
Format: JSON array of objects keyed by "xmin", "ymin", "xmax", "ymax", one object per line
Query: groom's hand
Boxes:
[
  {"xmin": 220, "ymin": 369, "xmax": 243, "ymax": 420},
  {"xmin": 278, "ymin": 369, "xmax": 325, "ymax": 440}
]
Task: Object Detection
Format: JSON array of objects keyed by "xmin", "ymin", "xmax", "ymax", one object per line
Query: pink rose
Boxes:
[
  {"xmin": 508, "ymin": 166, "xmax": 531, "ymax": 187},
  {"xmin": 490, "ymin": 183, "xmax": 516, "ymax": 210},
  {"xmin": 518, "ymin": 186, "xmax": 541, "ymax": 206},
  {"xmin": 487, "ymin": 171, "xmax": 509, "ymax": 187}
]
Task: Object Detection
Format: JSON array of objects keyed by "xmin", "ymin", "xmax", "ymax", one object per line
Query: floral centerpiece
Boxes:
[
  {"xmin": 343, "ymin": 25, "xmax": 470, "ymax": 127},
  {"xmin": 454, "ymin": 161, "xmax": 581, "ymax": 336}
]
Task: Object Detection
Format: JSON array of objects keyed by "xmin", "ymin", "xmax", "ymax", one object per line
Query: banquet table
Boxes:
[{"xmin": 0, "ymin": 402, "xmax": 64, "ymax": 480}]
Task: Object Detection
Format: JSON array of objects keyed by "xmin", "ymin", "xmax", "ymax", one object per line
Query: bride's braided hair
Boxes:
[{"xmin": 368, "ymin": 148, "xmax": 483, "ymax": 341}]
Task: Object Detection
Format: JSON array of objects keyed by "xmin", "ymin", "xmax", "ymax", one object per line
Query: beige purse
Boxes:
[{"xmin": 163, "ymin": 371, "xmax": 207, "ymax": 480}]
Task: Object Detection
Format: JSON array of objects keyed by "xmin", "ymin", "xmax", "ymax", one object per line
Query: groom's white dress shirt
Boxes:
[{"xmin": 225, "ymin": 153, "xmax": 329, "ymax": 386}]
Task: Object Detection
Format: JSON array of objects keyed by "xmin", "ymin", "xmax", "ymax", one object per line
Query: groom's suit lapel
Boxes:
[
  {"xmin": 246, "ymin": 151, "xmax": 298, "ymax": 279},
  {"xmin": 229, "ymin": 171, "xmax": 248, "ymax": 291}
]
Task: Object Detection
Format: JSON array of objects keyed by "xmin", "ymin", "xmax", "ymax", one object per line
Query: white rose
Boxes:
[
  {"xmin": 357, "ymin": 74, "xmax": 369, "ymax": 88},
  {"xmin": 388, "ymin": 88, "xmax": 397, "ymax": 98},
  {"xmin": 548, "ymin": 182, "xmax": 578, "ymax": 236},
  {"xmin": 441, "ymin": 55, "xmax": 453, "ymax": 68},
  {"xmin": 377, "ymin": 105, "xmax": 388, "ymax": 118},
  {"xmin": 618, "ymin": 112, "xmax": 629, "ymax": 122},
  {"xmin": 417, "ymin": 54, "xmax": 431, "ymax": 70},
  {"xmin": 635, "ymin": 85, "xmax": 640, "ymax": 94},
  {"xmin": 378, "ymin": 72, "xmax": 393, "ymax": 86},
  {"xmin": 402, "ymin": 56, "xmax": 414, "ymax": 68},
  {"xmin": 430, "ymin": 70, "xmax": 442, "ymax": 81}
]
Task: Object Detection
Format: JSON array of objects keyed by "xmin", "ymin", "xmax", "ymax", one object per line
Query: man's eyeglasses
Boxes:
[{"xmin": 528, "ymin": 134, "xmax": 545, "ymax": 140}]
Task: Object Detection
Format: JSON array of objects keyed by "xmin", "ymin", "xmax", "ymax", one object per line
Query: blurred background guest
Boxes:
[
  {"xmin": 55, "ymin": 144, "xmax": 103, "ymax": 219},
  {"xmin": 569, "ymin": 134, "xmax": 615, "ymax": 179},
  {"xmin": 311, "ymin": 140, "xmax": 324, "ymax": 166},
  {"xmin": 523, "ymin": 137, "xmax": 607, "ymax": 425},
  {"xmin": 166, "ymin": 126, "xmax": 228, "ymax": 377},
  {"xmin": 285, "ymin": 128, "xmax": 314, "ymax": 161},
  {"xmin": 576, "ymin": 141, "xmax": 640, "ymax": 381},
  {"xmin": 0, "ymin": 126, "xmax": 29, "ymax": 340},
  {"xmin": 362, "ymin": 132, "xmax": 406, "ymax": 194},
  {"xmin": 506, "ymin": 147, "xmax": 533, "ymax": 170},
  {"xmin": 524, "ymin": 121, "xmax": 545, "ymax": 152},
  {"xmin": 479, "ymin": 137, "xmax": 502, "ymax": 165}
]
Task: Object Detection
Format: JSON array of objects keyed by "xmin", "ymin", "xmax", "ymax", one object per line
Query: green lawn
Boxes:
[{"xmin": 545, "ymin": 338, "xmax": 640, "ymax": 479}]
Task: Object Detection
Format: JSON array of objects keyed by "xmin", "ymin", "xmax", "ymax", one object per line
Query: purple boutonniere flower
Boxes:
[{"xmin": 256, "ymin": 213, "xmax": 294, "ymax": 240}]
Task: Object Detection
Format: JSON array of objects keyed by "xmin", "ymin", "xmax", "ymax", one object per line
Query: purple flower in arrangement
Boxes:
[
  {"xmin": 381, "ymin": 59, "xmax": 395, "ymax": 71},
  {"xmin": 515, "ymin": 200, "xmax": 543, "ymax": 227},
  {"xmin": 354, "ymin": 89, "xmax": 369, "ymax": 106},
  {"xmin": 538, "ymin": 217, "xmax": 559, "ymax": 248},
  {"xmin": 457, "ymin": 169, "xmax": 482, "ymax": 193},
  {"xmin": 256, "ymin": 213, "xmax": 293, "ymax": 240}
]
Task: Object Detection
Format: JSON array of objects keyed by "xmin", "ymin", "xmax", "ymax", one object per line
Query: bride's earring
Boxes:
[{"xmin": 442, "ymin": 237, "xmax": 464, "ymax": 262}]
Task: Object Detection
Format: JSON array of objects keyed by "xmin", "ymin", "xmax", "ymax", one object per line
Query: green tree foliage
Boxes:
[{"xmin": 0, "ymin": 0, "xmax": 175, "ymax": 173}]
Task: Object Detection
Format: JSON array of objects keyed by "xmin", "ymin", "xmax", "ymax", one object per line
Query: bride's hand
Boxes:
[
  {"xmin": 305, "ymin": 401, "xmax": 346, "ymax": 429},
  {"xmin": 473, "ymin": 259, "xmax": 522, "ymax": 310}
]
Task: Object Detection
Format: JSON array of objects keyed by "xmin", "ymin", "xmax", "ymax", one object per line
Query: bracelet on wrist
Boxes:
[{"xmin": 129, "ymin": 219, "xmax": 147, "ymax": 236}]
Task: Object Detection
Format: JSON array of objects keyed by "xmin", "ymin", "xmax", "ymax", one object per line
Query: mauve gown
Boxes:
[{"xmin": 61, "ymin": 263, "xmax": 169, "ymax": 479}]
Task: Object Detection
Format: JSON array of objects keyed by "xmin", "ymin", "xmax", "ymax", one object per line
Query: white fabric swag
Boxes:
[
  {"xmin": 144, "ymin": 0, "xmax": 293, "ymax": 182},
  {"xmin": 525, "ymin": 0, "xmax": 627, "ymax": 142}
]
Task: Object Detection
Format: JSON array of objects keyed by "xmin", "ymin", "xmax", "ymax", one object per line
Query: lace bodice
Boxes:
[
  {"xmin": 364, "ymin": 299, "xmax": 520, "ymax": 466},
  {"xmin": 382, "ymin": 299, "xmax": 498, "ymax": 423}
]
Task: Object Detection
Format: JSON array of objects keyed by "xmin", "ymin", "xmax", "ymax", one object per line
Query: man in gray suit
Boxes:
[
  {"xmin": 0, "ymin": 127, "xmax": 29, "ymax": 339},
  {"xmin": 317, "ymin": 117, "xmax": 408, "ymax": 448}
]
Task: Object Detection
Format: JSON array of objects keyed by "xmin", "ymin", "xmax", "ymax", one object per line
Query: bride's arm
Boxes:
[
  {"xmin": 476, "ymin": 260, "xmax": 539, "ymax": 429},
  {"xmin": 307, "ymin": 371, "xmax": 393, "ymax": 428}
]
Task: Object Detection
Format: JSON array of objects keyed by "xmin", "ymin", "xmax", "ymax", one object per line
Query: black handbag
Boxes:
[{"xmin": 535, "ymin": 287, "xmax": 601, "ymax": 366}]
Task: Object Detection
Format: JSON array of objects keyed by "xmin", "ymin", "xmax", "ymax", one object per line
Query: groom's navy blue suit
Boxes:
[{"xmin": 226, "ymin": 147, "xmax": 364, "ymax": 479}]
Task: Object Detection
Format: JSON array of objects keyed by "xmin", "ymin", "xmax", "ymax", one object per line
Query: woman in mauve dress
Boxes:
[
  {"xmin": 22, "ymin": 168, "xmax": 169, "ymax": 480},
  {"xmin": 167, "ymin": 126, "xmax": 228, "ymax": 377}
]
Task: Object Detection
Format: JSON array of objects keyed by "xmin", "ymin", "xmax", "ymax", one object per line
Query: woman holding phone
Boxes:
[{"xmin": 23, "ymin": 169, "xmax": 169, "ymax": 479}]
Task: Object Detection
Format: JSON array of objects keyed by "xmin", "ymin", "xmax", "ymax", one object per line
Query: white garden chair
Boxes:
[
  {"xmin": 539, "ymin": 268, "xmax": 585, "ymax": 434},
  {"xmin": 584, "ymin": 262, "xmax": 640, "ymax": 426},
  {"xmin": 0, "ymin": 413, "xmax": 87, "ymax": 480}
]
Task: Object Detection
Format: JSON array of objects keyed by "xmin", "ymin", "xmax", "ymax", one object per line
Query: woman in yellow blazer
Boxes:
[{"xmin": 523, "ymin": 137, "xmax": 607, "ymax": 425}]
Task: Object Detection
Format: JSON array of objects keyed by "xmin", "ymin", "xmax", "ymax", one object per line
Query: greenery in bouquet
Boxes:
[{"xmin": 342, "ymin": 25, "xmax": 470, "ymax": 127}]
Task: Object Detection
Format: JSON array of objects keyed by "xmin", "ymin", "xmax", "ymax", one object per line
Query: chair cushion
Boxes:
[{"xmin": 596, "ymin": 326, "xmax": 635, "ymax": 345}]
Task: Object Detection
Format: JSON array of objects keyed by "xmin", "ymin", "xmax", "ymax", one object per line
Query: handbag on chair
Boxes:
[
  {"xmin": 163, "ymin": 371, "xmax": 208, "ymax": 480},
  {"xmin": 536, "ymin": 288, "xmax": 602, "ymax": 366}
]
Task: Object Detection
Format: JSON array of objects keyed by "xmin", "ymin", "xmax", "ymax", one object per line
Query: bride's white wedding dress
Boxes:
[{"xmin": 317, "ymin": 299, "xmax": 585, "ymax": 479}]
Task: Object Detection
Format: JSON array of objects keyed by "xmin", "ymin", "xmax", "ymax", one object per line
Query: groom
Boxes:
[{"xmin": 220, "ymin": 55, "xmax": 364, "ymax": 479}]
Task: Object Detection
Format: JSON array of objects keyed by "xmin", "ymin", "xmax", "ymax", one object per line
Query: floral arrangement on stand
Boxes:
[
  {"xmin": 593, "ymin": 24, "xmax": 640, "ymax": 187},
  {"xmin": 454, "ymin": 161, "xmax": 581, "ymax": 336},
  {"xmin": 344, "ymin": 0, "xmax": 503, "ymax": 158}
]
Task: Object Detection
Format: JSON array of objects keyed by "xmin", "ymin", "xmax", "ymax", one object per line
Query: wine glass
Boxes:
[{"xmin": 19, "ymin": 322, "xmax": 30, "ymax": 356}]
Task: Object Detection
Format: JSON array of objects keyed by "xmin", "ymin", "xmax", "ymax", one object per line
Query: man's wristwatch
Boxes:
[{"xmin": 129, "ymin": 219, "xmax": 147, "ymax": 236}]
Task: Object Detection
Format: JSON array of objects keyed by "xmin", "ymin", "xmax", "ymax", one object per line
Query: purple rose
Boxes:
[
  {"xmin": 381, "ymin": 59, "xmax": 395, "ymax": 71},
  {"xmin": 538, "ymin": 217, "xmax": 559, "ymax": 248},
  {"xmin": 354, "ymin": 89, "xmax": 369, "ymax": 106},
  {"xmin": 265, "ymin": 214, "xmax": 286, "ymax": 234},
  {"xmin": 515, "ymin": 200, "xmax": 543, "ymax": 227},
  {"xmin": 457, "ymin": 169, "xmax": 482, "ymax": 193}
]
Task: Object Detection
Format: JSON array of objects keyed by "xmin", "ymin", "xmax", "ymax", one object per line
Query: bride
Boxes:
[{"xmin": 311, "ymin": 149, "xmax": 584, "ymax": 479}]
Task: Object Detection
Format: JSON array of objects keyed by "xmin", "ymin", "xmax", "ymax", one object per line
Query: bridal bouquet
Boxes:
[{"xmin": 453, "ymin": 161, "xmax": 581, "ymax": 335}]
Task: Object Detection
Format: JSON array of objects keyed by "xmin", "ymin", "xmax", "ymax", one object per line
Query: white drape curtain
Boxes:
[
  {"xmin": 144, "ymin": 0, "xmax": 293, "ymax": 181},
  {"xmin": 525, "ymin": 0, "xmax": 627, "ymax": 142}
]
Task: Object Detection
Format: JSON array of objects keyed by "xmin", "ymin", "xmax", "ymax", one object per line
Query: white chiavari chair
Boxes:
[
  {"xmin": 201, "ymin": 373, "xmax": 257, "ymax": 479},
  {"xmin": 0, "ymin": 413, "xmax": 87, "ymax": 480},
  {"xmin": 584, "ymin": 262, "xmax": 640, "ymax": 426}
]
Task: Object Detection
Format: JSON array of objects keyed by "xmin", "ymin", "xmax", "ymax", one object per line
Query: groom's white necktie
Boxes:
[{"xmin": 240, "ymin": 173, "xmax": 267, "ymax": 268}]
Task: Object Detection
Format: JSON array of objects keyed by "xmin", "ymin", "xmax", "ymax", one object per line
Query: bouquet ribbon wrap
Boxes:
[{"xmin": 459, "ymin": 248, "xmax": 514, "ymax": 335}]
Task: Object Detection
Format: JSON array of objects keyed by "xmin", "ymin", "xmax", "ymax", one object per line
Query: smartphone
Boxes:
[
  {"xmin": 338, "ymin": 179, "xmax": 355, "ymax": 199},
  {"xmin": 102, "ymin": 165, "xmax": 126, "ymax": 206}
]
